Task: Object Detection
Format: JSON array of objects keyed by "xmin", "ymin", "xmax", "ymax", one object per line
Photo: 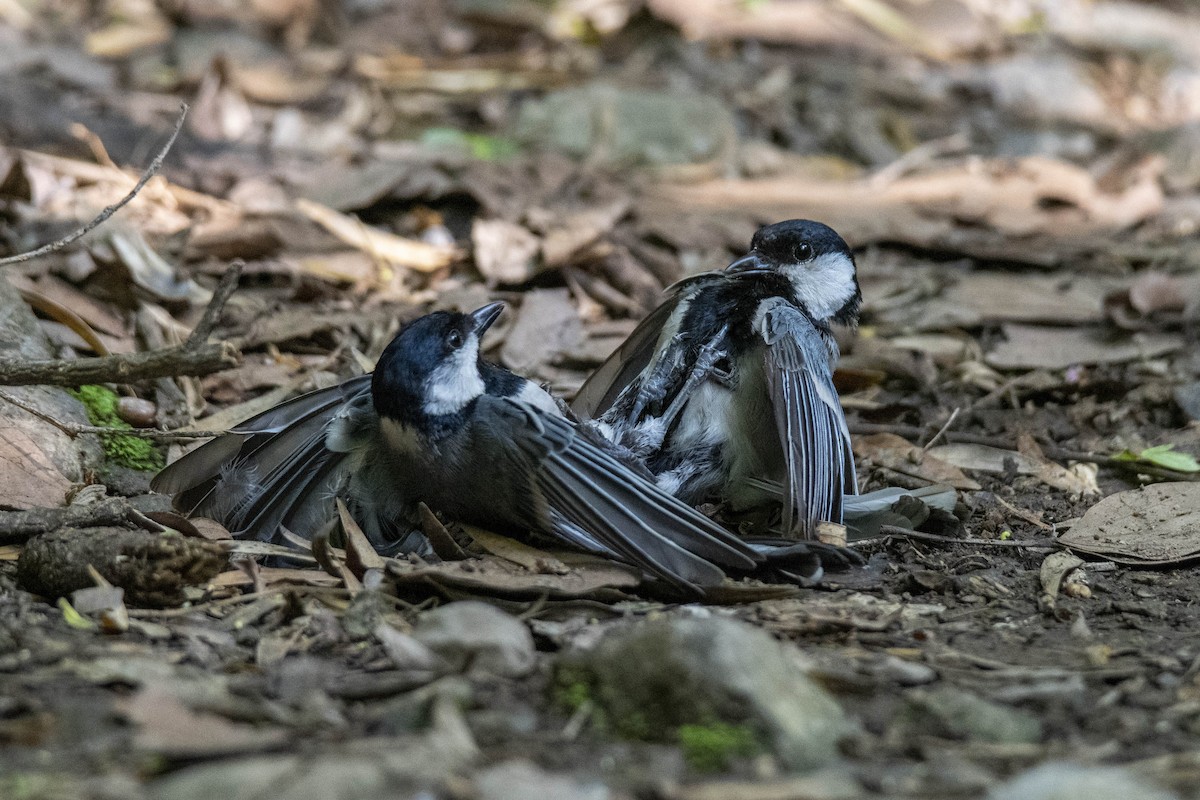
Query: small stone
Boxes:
[
  {"xmin": 560, "ymin": 616, "xmax": 853, "ymax": 771},
  {"xmin": 116, "ymin": 397, "xmax": 158, "ymax": 427},
  {"xmin": 474, "ymin": 760, "xmax": 609, "ymax": 800},
  {"xmin": 879, "ymin": 655, "xmax": 938, "ymax": 686},
  {"xmin": 989, "ymin": 763, "xmax": 1179, "ymax": 800},
  {"xmin": 412, "ymin": 601, "xmax": 536, "ymax": 678},
  {"xmin": 374, "ymin": 623, "xmax": 445, "ymax": 672},
  {"xmin": 898, "ymin": 687, "xmax": 1042, "ymax": 744}
]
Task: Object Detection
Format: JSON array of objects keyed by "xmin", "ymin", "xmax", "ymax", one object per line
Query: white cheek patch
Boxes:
[
  {"xmin": 422, "ymin": 338, "xmax": 485, "ymax": 416},
  {"xmin": 784, "ymin": 252, "xmax": 856, "ymax": 321}
]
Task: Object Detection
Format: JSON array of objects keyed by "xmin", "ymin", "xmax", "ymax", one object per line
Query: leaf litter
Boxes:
[{"xmin": 2, "ymin": 0, "xmax": 1200, "ymax": 797}]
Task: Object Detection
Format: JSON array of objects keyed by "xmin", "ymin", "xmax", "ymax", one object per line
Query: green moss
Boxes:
[
  {"xmin": 0, "ymin": 772, "xmax": 79, "ymax": 800},
  {"xmin": 556, "ymin": 677, "xmax": 593, "ymax": 712},
  {"xmin": 420, "ymin": 127, "xmax": 520, "ymax": 161},
  {"xmin": 554, "ymin": 652, "xmax": 762, "ymax": 771},
  {"xmin": 678, "ymin": 722, "xmax": 761, "ymax": 771},
  {"xmin": 70, "ymin": 385, "xmax": 163, "ymax": 471}
]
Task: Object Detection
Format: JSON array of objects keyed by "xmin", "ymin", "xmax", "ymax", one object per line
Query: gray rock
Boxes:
[
  {"xmin": 560, "ymin": 615, "xmax": 853, "ymax": 771},
  {"xmin": 474, "ymin": 760, "xmax": 608, "ymax": 800},
  {"xmin": 897, "ymin": 686, "xmax": 1042, "ymax": 744},
  {"xmin": 515, "ymin": 85, "xmax": 735, "ymax": 167},
  {"xmin": 412, "ymin": 601, "xmax": 536, "ymax": 678},
  {"xmin": 989, "ymin": 763, "xmax": 1179, "ymax": 800},
  {"xmin": 0, "ymin": 275, "xmax": 101, "ymax": 492}
]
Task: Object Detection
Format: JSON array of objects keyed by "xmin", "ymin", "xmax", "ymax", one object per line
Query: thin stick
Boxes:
[
  {"xmin": 0, "ymin": 392, "xmax": 227, "ymax": 439},
  {"xmin": 186, "ymin": 260, "xmax": 244, "ymax": 347},
  {"xmin": 0, "ymin": 102, "xmax": 189, "ymax": 267},
  {"xmin": 878, "ymin": 524, "xmax": 1056, "ymax": 548},
  {"xmin": 921, "ymin": 406, "xmax": 960, "ymax": 452}
]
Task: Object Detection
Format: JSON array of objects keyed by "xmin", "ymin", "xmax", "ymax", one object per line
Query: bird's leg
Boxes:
[
  {"xmin": 628, "ymin": 344, "xmax": 687, "ymax": 422},
  {"xmin": 641, "ymin": 326, "xmax": 731, "ymax": 447}
]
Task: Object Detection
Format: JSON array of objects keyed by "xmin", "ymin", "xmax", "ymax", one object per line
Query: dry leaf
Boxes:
[
  {"xmin": 190, "ymin": 61, "xmax": 254, "ymax": 142},
  {"xmin": 85, "ymin": 18, "xmax": 171, "ymax": 58},
  {"xmin": 464, "ymin": 525, "xmax": 569, "ymax": 573},
  {"xmin": 337, "ymin": 497, "xmax": 386, "ymax": 573},
  {"xmin": 1059, "ymin": 483, "xmax": 1200, "ymax": 565},
  {"xmin": 1038, "ymin": 551, "xmax": 1087, "ymax": 612},
  {"xmin": 117, "ymin": 682, "xmax": 288, "ymax": 756},
  {"xmin": 472, "ymin": 219, "xmax": 542, "ymax": 285},
  {"xmin": 941, "ymin": 272, "xmax": 1118, "ymax": 326},
  {"xmin": 538, "ymin": 200, "xmax": 629, "ymax": 267},
  {"xmin": 1017, "ymin": 434, "xmax": 1100, "ymax": 496},
  {"xmin": 295, "ymin": 198, "xmax": 459, "ymax": 272},
  {"xmin": 1129, "ymin": 272, "xmax": 1192, "ymax": 315},
  {"xmin": 499, "ymin": 289, "xmax": 583, "ymax": 376},
  {"xmin": 853, "ymin": 432, "xmax": 981, "ymax": 490},
  {"xmin": 986, "ymin": 324, "xmax": 1183, "ymax": 370}
]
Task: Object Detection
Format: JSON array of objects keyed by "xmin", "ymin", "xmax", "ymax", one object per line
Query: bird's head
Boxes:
[
  {"xmin": 372, "ymin": 302, "xmax": 505, "ymax": 423},
  {"xmin": 727, "ymin": 219, "xmax": 861, "ymax": 325}
]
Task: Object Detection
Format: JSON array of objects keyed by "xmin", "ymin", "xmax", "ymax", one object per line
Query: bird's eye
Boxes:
[
  {"xmin": 446, "ymin": 329, "xmax": 463, "ymax": 349},
  {"xmin": 792, "ymin": 241, "xmax": 814, "ymax": 262}
]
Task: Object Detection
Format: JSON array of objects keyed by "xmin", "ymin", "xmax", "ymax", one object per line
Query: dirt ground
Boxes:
[{"xmin": 1, "ymin": 1, "xmax": 1199, "ymax": 798}]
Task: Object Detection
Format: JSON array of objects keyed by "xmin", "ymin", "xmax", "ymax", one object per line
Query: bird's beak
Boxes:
[
  {"xmin": 725, "ymin": 252, "xmax": 770, "ymax": 274},
  {"xmin": 469, "ymin": 302, "xmax": 506, "ymax": 335}
]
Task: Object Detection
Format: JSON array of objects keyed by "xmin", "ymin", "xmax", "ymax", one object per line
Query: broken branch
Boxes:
[{"xmin": 0, "ymin": 261, "xmax": 243, "ymax": 387}]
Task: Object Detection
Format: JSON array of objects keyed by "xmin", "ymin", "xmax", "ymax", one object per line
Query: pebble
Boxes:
[
  {"xmin": 562, "ymin": 615, "xmax": 853, "ymax": 771},
  {"xmin": 879, "ymin": 655, "xmax": 938, "ymax": 686},
  {"xmin": 474, "ymin": 760, "xmax": 608, "ymax": 800},
  {"xmin": 897, "ymin": 686, "xmax": 1042, "ymax": 744},
  {"xmin": 412, "ymin": 601, "xmax": 536, "ymax": 678},
  {"xmin": 989, "ymin": 762, "xmax": 1179, "ymax": 800},
  {"xmin": 116, "ymin": 397, "xmax": 157, "ymax": 427}
]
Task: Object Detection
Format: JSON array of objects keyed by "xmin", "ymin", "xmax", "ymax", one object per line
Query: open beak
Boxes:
[
  {"xmin": 469, "ymin": 302, "xmax": 506, "ymax": 335},
  {"xmin": 725, "ymin": 252, "xmax": 770, "ymax": 274}
]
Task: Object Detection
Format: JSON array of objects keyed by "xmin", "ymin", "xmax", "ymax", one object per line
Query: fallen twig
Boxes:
[
  {"xmin": 878, "ymin": 524, "xmax": 1057, "ymax": 549},
  {"xmin": 0, "ymin": 261, "xmax": 243, "ymax": 386},
  {"xmin": 0, "ymin": 391, "xmax": 227, "ymax": 439},
  {"xmin": 0, "ymin": 102, "xmax": 188, "ymax": 267},
  {"xmin": 0, "ymin": 495, "xmax": 170, "ymax": 543}
]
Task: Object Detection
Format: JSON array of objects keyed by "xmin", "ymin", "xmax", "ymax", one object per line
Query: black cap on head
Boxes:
[{"xmin": 749, "ymin": 219, "xmax": 852, "ymax": 266}]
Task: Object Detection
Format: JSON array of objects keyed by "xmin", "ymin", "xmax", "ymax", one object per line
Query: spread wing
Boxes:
[
  {"xmin": 151, "ymin": 375, "xmax": 375, "ymax": 541},
  {"xmin": 571, "ymin": 274, "xmax": 716, "ymax": 420},
  {"xmin": 758, "ymin": 299, "xmax": 857, "ymax": 537},
  {"xmin": 477, "ymin": 395, "xmax": 760, "ymax": 592}
]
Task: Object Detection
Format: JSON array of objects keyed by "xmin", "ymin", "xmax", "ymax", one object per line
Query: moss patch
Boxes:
[
  {"xmin": 678, "ymin": 722, "xmax": 760, "ymax": 771},
  {"xmin": 71, "ymin": 385, "xmax": 163, "ymax": 472},
  {"xmin": 553, "ymin": 629, "xmax": 767, "ymax": 771},
  {"xmin": 554, "ymin": 664, "xmax": 596, "ymax": 713}
]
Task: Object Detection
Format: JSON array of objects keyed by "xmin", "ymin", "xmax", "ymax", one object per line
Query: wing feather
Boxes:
[
  {"xmin": 571, "ymin": 276, "xmax": 717, "ymax": 420},
  {"xmin": 152, "ymin": 376, "xmax": 375, "ymax": 541},
  {"xmin": 478, "ymin": 396, "xmax": 759, "ymax": 590},
  {"xmin": 759, "ymin": 299, "xmax": 856, "ymax": 537}
]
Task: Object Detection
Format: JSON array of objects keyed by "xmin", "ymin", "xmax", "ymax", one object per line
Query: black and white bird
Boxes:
[
  {"xmin": 572, "ymin": 219, "xmax": 862, "ymax": 539},
  {"xmin": 154, "ymin": 303, "xmax": 784, "ymax": 592}
]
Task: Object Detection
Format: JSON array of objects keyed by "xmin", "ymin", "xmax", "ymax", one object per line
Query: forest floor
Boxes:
[{"xmin": 1, "ymin": 1, "xmax": 1199, "ymax": 798}]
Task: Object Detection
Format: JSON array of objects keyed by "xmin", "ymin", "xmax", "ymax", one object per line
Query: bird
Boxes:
[
  {"xmin": 572, "ymin": 219, "xmax": 863, "ymax": 540},
  {"xmin": 154, "ymin": 302, "xmax": 781, "ymax": 593}
]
